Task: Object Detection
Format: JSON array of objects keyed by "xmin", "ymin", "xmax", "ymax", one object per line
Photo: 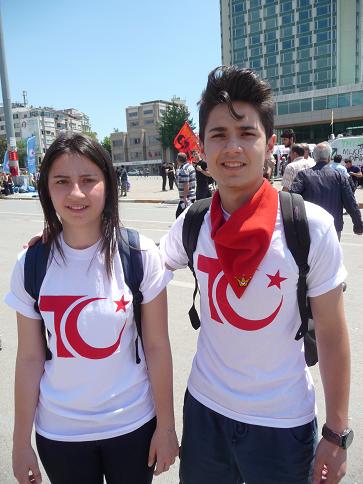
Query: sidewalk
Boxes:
[{"xmin": 1, "ymin": 175, "xmax": 363, "ymax": 207}]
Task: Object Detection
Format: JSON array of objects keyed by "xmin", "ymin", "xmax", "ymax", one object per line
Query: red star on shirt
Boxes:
[
  {"xmin": 267, "ymin": 270, "xmax": 287, "ymax": 289},
  {"xmin": 114, "ymin": 295, "xmax": 130, "ymax": 313}
]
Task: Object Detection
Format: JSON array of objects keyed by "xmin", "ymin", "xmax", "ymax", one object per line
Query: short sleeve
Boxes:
[
  {"xmin": 159, "ymin": 208, "xmax": 189, "ymax": 270},
  {"xmin": 282, "ymin": 165, "xmax": 295, "ymax": 190},
  {"xmin": 305, "ymin": 203, "xmax": 347, "ymax": 298},
  {"xmin": 139, "ymin": 236, "xmax": 173, "ymax": 304},
  {"xmin": 4, "ymin": 250, "xmax": 42, "ymax": 319}
]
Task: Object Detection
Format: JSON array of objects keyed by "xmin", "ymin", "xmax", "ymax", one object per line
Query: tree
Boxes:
[
  {"xmin": 16, "ymin": 139, "xmax": 27, "ymax": 169},
  {"xmin": 82, "ymin": 131, "xmax": 98, "ymax": 140},
  {"xmin": 158, "ymin": 103, "xmax": 195, "ymax": 158},
  {"xmin": 101, "ymin": 136, "xmax": 112, "ymax": 156}
]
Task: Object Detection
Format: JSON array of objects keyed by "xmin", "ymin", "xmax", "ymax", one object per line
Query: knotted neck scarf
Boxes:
[{"xmin": 210, "ymin": 179, "xmax": 278, "ymax": 298}]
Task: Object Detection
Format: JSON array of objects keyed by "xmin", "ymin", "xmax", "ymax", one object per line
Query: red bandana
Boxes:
[{"xmin": 210, "ymin": 179, "xmax": 278, "ymax": 298}]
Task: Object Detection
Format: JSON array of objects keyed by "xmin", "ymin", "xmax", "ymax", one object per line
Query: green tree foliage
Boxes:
[
  {"xmin": 0, "ymin": 137, "xmax": 7, "ymax": 166},
  {"xmin": 101, "ymin": 136, "xmax": 112, "ymax": 155},
  {"xmin": 158, "ymin": 103, "xmax": 195, "ymax": 156},
  {"xmin": 16, "ymin": 139, "xmax": 27, "ymax": 169},
  {"xmin": 83, "ymin": 131, "xmax": 98, "ymax": 140}
]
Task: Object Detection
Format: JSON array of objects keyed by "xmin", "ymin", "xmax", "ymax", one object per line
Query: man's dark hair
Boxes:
[
  {"xmin": 198, "ymin": 66, "xmax": 274, "ymax": 142},
  {"xmin": 344, "ymin": 158, "xmax": 352, "ymax": 165},
  {"xmin": 281, "ymin": 128, "xmax": 296, "ymax": 141},
  {"xmin": 177, "ymin": 152, "xmax": 187, "ymax": 163},
  {"xmin": 334, "ymin": 155, "xmax": 342, "ymax": 164},
  {"xmin": 291, "ymin": 144, "xmax": 305, "ymax": 158}
]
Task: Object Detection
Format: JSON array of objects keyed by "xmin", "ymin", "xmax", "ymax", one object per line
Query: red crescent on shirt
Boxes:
[
  {"xmin": 198, "ymin": 255, "xmax": 283, "ymax": 331},
  {"xmin": 39, "ymin": 295, "xmax": 128, "ymax": 359}
]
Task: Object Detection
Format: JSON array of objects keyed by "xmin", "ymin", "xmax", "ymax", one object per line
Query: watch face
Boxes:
[{"xmin": 342, "ymin": 430, "xmax": 354, "ymax": 449}]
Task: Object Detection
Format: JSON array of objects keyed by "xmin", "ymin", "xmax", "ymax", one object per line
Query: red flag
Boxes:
[{"xmin": 174, "ymin": 122, "xmax": 199, "ymax": 161}]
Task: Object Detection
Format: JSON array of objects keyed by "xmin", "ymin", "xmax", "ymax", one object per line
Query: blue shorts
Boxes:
[{"xmin": 179, "ymin": 391, "xmax": 317, "ymax": 484}]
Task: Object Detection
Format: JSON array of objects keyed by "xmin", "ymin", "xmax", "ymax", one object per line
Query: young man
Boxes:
[
  {"xmin": 175, "ymin": 152, "xmax": 196, "ymax": 218},
  {"xmin": 281, "ymin": 143, "xmax": 315, "ymax": 191},
  {"xmin": 192, "ymin": 150, "xmax": 212, "ymax": 200},
  {"xmin": 161, "ymin": 66, "xmax": 352, "ymax": 483}
]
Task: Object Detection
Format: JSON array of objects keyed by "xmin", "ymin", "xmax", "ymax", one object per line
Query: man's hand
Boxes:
[
  {"xmin": 23, "ymin": 231, "xmax": 44, "ymax": 249},
  {"xmin": 13, "ymin": 444, "xmax": 42, "ymax": 484},
  {"xmin": 312, "ymin": 438, "xmax": 347, "ymax": 483},
  {"xmin": 148, "ymin": 426, "xmax": 179, "ymax": 476}
]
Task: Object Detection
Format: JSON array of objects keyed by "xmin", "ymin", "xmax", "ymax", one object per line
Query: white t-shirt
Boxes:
[
  {"xmin": 5, "ymin": 233, "xmax": 172, "ymax": 442},
  {"xmin": 160, "ymin": 200, "xmax": 346, "ymax": 428}
]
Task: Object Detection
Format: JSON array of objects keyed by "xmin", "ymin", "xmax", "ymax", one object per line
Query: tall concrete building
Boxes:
[
  {"xmin": 111, "ymin": 97, "xmax": 186, "ymax": 172},
  {"xmin": 220, "ymin": 0, "xmax": 363, "ymax": 142}
]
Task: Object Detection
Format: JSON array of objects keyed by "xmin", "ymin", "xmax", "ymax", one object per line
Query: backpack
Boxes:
[
  {"xmin": 182, "ymin": 191, "xmax": 318, "ymax": 367},
  {"xmin": 24, "ymin": 228, "xmax": 144, "ymax": 364}
]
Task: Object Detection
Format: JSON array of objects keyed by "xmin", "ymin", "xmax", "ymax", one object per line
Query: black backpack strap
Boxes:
[
  {"xmin": 24, "ymin": 239, "xmax": 52, "ymax": 359},
  {"xmin": 279, "ymin": 191, "xmax": 311, "ymax": 341},
  {"xmin": 118, "ymin": 228, "xmax": 144, "ymax": 364},
  {"xmin": 182, "ymin": 198, "xmax": 211, "ymax": 329}
]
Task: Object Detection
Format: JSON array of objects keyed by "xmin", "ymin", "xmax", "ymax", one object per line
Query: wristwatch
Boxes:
[{"xmin": 322, "ymin": 424, "xmax": 354, "ymax": 449}]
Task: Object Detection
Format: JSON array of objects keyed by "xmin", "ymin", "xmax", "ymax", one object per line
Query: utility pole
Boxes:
[{"xmin": 0, "ymin": 6, "xmax": 19, "ymax": 175}]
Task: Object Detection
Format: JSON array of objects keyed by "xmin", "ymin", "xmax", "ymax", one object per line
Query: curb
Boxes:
[{"xmin": 1, "ymin": 196, "xmax": 362, "ymax": 208}]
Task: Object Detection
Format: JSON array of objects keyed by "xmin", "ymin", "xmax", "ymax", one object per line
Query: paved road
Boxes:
[{"xmin": 1, "ymin": 198, "xmax": 362, "ymax": 483}]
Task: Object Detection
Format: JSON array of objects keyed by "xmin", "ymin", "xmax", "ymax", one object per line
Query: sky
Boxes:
[{"xmin": 1, "ymin": 0, "xmax": 221, "ymax": 140}]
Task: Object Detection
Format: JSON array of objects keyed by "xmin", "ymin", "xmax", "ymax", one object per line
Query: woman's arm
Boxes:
[
  {"xmin": 141, "ymin": 288, "xmax": 179, "ymax": 476},
  {"xmin": 13, "ymin": 313, "xmax": 45, "ymax": 484}
]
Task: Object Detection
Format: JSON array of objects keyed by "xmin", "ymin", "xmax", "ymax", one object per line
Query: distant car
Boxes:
[{"xmin": 127, "ymin": 169, "xmax": 140, "ymax": 176}]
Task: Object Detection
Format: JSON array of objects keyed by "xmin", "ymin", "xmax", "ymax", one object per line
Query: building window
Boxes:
[
  {"xmin": 282, "ymin": 39, "xmax": 294, "ymax": 50},
  {"xmin": 251, "ymin": 58, "xmax": 261, "ymax": 69},
  {"xmin": 281, "ymin": 51, "xmax": 293, "ymax": 63},
  {"xmin": 280, "ymin": 1, "xmax": 292, "ymax": 13},
  {"xmin": 299, "ymin": 60, "xmax": 311, "ymax": 71},
  {"xmin": 249, "ymin": 34, "xmax": 260, "ymax": 45},
  {"xmin": 281, "ymin": 13, "xmax": 294, "ymax": 24},
  {"xmin": 298, "ymin": 48, "xmax": 311, "ymax": 60},
  {"xmin": 278, "ymin": 102, "xmax": 289, "ymax": 115},
  {"xmin": 232, "ymin": 3, "xmax": 244, "ymax": 13},
  {"xmin": 264, "ymin": 31, "xmax": 276, "ymax": 42},
  {"xmin": 338, "ymin": 93, "xmax": 351, "ymax": 108},
  {"xmin": 298, "ymin": 22, "xmax": 310, "ymax": 34},
  {"xmin": 250, "ymin": 46, "xmax": 262, "ymax": 57},
  {"xmin": 250, "ymin": 0, "xmax": 261, "ymax": 7},
  {"xmin": 233, "ymin": 27, "xmax": 245, "ymax": 38},
  {"xmin": 266, "ymin": 41, "xmax": 278, "ymax": 53},
  {"xmin": 264, "ymin": 4, "xmax": 275, "ymax": 16},
  {"xmin": 128, "ymin": 112, "xmax": 138, "ymax": 117},
  {"xmin": 143, "ymin": 109, "xmax": 153, "ymax": 115},
  {"xmin": 352, "ymin": 91, "xmax": 363, "ymax": 106},
  {"xmin": 327, "ymin": 95, "xmax": 338, "ymax": 109},
  {"xmin": 233, "ymin": 14, "xmax": 244, "ymax": 27},
  {"xmin": 298, "ymin": 0, "xmax": 310, "ymax": 6},
  {"xmin": 130, "ymin": 121, "xmax": 139, "ymax": 127},
  {"xmin": 283, "ymin": 64, "xmax": 294, "ymax": 75},
  {"xmin": 265, "ymin": 55, "xmax": 277, "ymax": 66},
  {"xmin": 281, "ymin": 76, "xmax": 294, "ymax": 87},
  {"xmin": 299, "ymin": 35, "xmax": 312, "ymax": 47},
  {"xmin": 248, "ymin": 9, "xmax": 260, "ymax": 21},
  {"xmin": 250, "ymin": 21, "xmax": 262, "ymax": 33},
  {"xmin": 144, "ymin": 119, "xmax": 154, "ymax": 125},
  {"xmin": 315, "ymin": 44, "xmax": 331, "ymax": 56},
  {"xmin": 131, "ymin": 138, "xmax": 141, "ymax": 145},
  {"xmin": 112, "ymin": 140, "xmax": 123, "ymax": 147},
  {"xmin": 298, "ymin": 73, "xmax": 311, "ymax": 84},
  {"xmin": 299, "ymin": 8, "xmax": 312, "ymax": 20},
  {"xmin": 266, "ymin": 66, "xmax": 278, "ymax": 77},
  {"xmin": 317, "ymin": 31, "xmax": 331, "ymax": 43},
  {"xmin": 315, "ymin": 18, "xmax": 330, "ymax": 30},
  {"xmin": 265, "ymin": 17, "xmax": 277, "ymax": 29},
  {"xmin": 313, "ymin": 97, "xmax": 327, "ymax": 110},
  {"xmin": 234, "ymin": 38, "xmax": 245, "ymax": 49},
  {"xmin": 317, "ymin": 5, "xmax": 331, "ymax": 16},
  {"xmin": 281, "ymin": 26, "xmax": 293, "ymax": 38}
]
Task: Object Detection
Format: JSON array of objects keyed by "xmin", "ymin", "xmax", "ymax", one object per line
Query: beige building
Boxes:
[{"xmin": 110, "ymin": 97, "xmax": 186, "ymax": 172}]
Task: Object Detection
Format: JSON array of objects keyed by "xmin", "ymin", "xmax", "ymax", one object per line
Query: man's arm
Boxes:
[
  {"xmin": 290, "ymin": 171, "xmax": 305, "ymax": 194},
  {"xmin": 340, "ymin": 176, "xmax": 363, "ymax": 234},
  {"xmin": 281, "ymin": 165, "xmax": 293, "ymax": 191},
  {"xmin": 310, "ymin": 286, "xmax": 350, "ymax": 483}
]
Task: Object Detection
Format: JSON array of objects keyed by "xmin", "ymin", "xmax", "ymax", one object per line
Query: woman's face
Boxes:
[{"xmin": 48, "ymin": 153, "xmax": 106, "ymax": 233}]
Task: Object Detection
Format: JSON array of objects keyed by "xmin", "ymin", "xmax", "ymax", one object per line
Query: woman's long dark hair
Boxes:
[{"xmin": 37, "ymin": 132, "xmax": 120, "ymax": 278}]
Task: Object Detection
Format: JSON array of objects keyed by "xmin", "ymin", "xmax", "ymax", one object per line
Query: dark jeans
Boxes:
[
  {"xmin": 180, "ymin": 391, "xmax": 317, "ymax": 484},
  {"xmin": 36, "ymin": 418, "xmax": 156, "ymax": 484},
  {"xmin": 168, "ymin": 176, "xmax": 175, "ymax": 190},
  {"xmin": 161, "ymin": 175, "xmax": 167, "ymax": 191}
]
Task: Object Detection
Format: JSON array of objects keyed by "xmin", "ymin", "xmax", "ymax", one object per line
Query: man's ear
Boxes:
[
  {"xmin": 266, "ymin": 134, "xmax": 276, "ymax": 154},
  {"xmin": 200, "ymin": 141, "xmax": 205, "ymax": 157}
]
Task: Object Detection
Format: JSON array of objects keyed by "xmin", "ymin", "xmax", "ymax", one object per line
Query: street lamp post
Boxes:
[{"xmin": 0, "ymin": 6, "xmax": 19, "ymax": 175}]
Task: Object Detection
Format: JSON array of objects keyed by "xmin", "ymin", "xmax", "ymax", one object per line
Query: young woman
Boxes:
[{"xmin": 5, "ymin": 132, "xmax": 179, "ymax": 484}]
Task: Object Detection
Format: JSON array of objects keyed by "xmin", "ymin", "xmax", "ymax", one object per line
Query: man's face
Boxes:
[
  {"xmin": 281, "ymin": 136, "xmax": 292, "ymax": 148},
  {"xmin": 201, "ymin": 101, "xmax": 274, "ymax": 197}
]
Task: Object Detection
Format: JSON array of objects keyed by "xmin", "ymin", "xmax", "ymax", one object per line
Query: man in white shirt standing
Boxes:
[
  {"xmin": 282, "ymin": 143, "xmax": 315, "ymax": 191},
  {"xmin": 161, "ymin": 66, "xmax": 352, "ymax": 484}
]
